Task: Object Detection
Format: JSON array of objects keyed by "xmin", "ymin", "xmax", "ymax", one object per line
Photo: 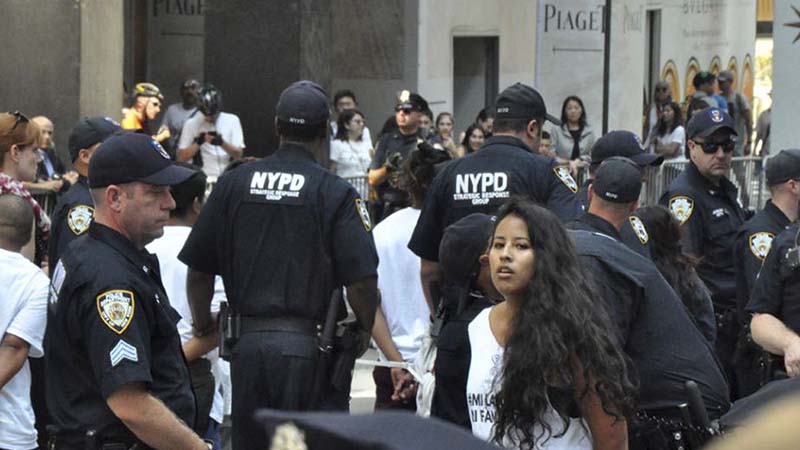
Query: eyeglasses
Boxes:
[
  {"xmin": 695, "ymin": 139, "xmax": 736, "ymax": 154},
  {"xmin": 656, "ymin": 87, "xmax": 668, "ymax": 93},
  {"xmin": 395, "ymin": 106, "xmax": 414, "ymax": 114},
  {"xmin": 5, "ymin": 111, "xmax": 29, "ymax": 134}
]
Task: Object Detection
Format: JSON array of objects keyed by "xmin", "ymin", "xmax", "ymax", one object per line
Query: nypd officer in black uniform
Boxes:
[
  {"xmin": 572, "ymin": 130, "xmax": 663, "ymax": 258},
  {"xmin": 733, "ymin": 149, "xmax": 800, "ymax": 396},
  {"xmin": 45, "ymin": 133, "xmax": 208, "ymax": 449},
  {"xmin": 660, "ymin": 107, "xmax": 747, "ymax": 398},
  {"xmin": 368, "ymin": 90, "xmax": 428, "ymax": 221},
  {"xmin": 48, "ymin": 117, "xmax": 121, "ymax": 265},
  {"xmin": 179, "ymin": 81, "xmax": 379, "ymax": 450},
  {"xmin": 572, "ymin": 158, "xmax": 729, "ymax": 449},
  {"xmin": 409, "ymin": 82, "xmax": 581, "ymax": 308}
]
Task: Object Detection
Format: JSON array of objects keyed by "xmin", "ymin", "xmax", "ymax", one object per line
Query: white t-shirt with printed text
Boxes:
[
  {"xmin": 0, "ymin": 249, "xmax": 49, "ymax": 449},
  {"xmin": 466, "ymin": 307, "xmax": 592, "ymax": 450}
]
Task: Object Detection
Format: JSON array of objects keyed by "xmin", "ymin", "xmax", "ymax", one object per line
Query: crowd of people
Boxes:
[{"xmin": 0, "ymin": 68, "xmax": 794, "ymax": 450}]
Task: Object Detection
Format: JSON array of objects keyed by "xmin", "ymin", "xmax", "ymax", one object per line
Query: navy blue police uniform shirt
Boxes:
[
  {"xmin": 409, "ymin": 135, "xmax": 582, "ymax": 261},
  {"xmin": 48, "ymin": 175, "xmax": 94, "ymax": 266},
  {"xmin": 179, "ymin": 143, "xmax": 378, "ymax": 320},
  {"xmin": 570, "ymin": 230, "xmax": 730, "ymax": 412},
  {"xmin": 370, "ymin": 130, "xmax": 421, "ymax": 204},
  {"xmin": 746, "ymin": 224, "xmax": 800, "ymax": 334},
  {"xmin": 660, "ymin": 162, "xmax": 747, "ymax": 311},
  {"xmin": 734, "ymin": 200, "xmax": 792, "ymax": 323},
  {"xmin": 45, "ymin": 223, "xmax": 195, "ymax": 439}
]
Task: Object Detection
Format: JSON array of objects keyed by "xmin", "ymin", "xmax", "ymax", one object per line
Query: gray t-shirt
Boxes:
[{"xmin": 161, "ymin": 103, "xmax": 198, "ymax": 151}]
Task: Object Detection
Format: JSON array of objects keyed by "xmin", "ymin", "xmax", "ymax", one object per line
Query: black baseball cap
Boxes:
[
  {"xmin": 686, "ymin": 107, "xmax": 737, "ymax": 140},
  {"xmin": 693, "ymin": 71, "xmax": 716, "ymax": 88},
  {"xmin": 766, "ymin": 149, "xmax": 800, "ymax": 186},
  {"xmin": 439, "ymin": 213, "xmax": 495, "ymax": 287},
  {"xmin": 592, "ymin": 157, "xmax": 642, "ymax": 203},
  {"xmin": 494, "ymin": 83, "xmax": 561, "ymax": 126},
  {"xmin": 396, "ymin": 90, "xmax": 429, "ymax": 112},
  {"xmin": 68, "ymin": 117, "xmax": 122, "ymax": 162},
  {"xmin": 590, "ymin": 130, "xmax": 663, "ymax": 167},
  {"xmin": 89, "ymin": 133, "xmax": 195, "ymax": 188},
  {"xmin": 276, "ymin": 80, "xmax": 330, "ymax": 125}
]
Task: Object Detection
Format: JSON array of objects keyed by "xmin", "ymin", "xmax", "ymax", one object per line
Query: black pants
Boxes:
[
  {"xmin": 230, "ymin": 331, "xmax": 350, "ymax": 450},
  {"xmin": 188, "ymin": 358, "xmax": 215, "ymax": 435},
  {"xmin": 715, "ymin": 310, "xmax": 741, "ymax": 400}
]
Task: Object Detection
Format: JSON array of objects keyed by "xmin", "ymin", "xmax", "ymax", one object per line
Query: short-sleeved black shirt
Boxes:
[
  {"xmin": 734, "ymin": 200, "xmax": 791, "ymax": 322},
  {"xmin": 179, "ymin": 143, "xmax": 378, "ymax": 320},
  {"xmin": 370, "ymin": 130, "xmax": 421, "ymax": 203},
  {"xmin": 660, "ymin": 162, "xmax": 746, "ymax": 310},
  {"xmin": 746, "ymin": 224, "xmax": 800, "ymax": 333},
  {"xmin": 571, "ymin": 229, "xmax": 730, "ymax": 412},
  {"xmin": 48, "ymin": 176, "xmax": 94, "ymax": 266},
  {"xmin": 45, "ymin": 223, "xmax": 195, "ymax": 439},
  {"xmin": 409, "ymin": 135, "xmax": 582, "ymax": 261}
]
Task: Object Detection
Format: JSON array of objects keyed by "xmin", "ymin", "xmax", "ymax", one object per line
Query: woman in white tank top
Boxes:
[{"xmin": 466, "ymin": 199, "xmax": 636, "ymax": 450}]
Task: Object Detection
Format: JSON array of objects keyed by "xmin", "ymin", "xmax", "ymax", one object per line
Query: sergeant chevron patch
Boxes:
[{"xmin": 109, "ymin": 339, "xmax": 138, "ymax": 367}]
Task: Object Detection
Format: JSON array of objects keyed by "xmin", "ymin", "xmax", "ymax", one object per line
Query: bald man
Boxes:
[
  {"xmin": 0, "ymin": 194, "xmax": 49, "ymax": 450},
  {"xmin": 22, "ymin": 116, "xmax": 78, "ymax": 195}
]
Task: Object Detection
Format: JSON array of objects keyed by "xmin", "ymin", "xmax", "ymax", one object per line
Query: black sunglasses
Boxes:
[
  {"xmin": 695, "ymin": 139, "xmax": 735, "ymax": 154},
  {"xmin": 656, "ymin": 87, "xmax": 668, "ymax": 92},
  {"xmin": 5, "ymin": 111, "xmax": 29, "ymax": 134},
  {"xmin": 395, "ymin": 106, "xmax": 414, "ymax": 114}
]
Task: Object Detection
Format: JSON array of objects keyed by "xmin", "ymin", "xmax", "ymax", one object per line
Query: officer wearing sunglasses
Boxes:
[{"xmin": 660, "ymin": 107, "xmax": 747, "ymax": 401}]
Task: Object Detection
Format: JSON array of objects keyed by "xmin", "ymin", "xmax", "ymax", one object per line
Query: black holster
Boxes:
[
  {"xmin": 329, "ymin": 322, "xmax": 361, "ymax": 392},
  {"xmin": 758, "ymin": 352, "xmax": 788, "ymax": 385},
  {"xmin": 732, "ymin": 324, "xmax": 760, "ymax": 369},
  {"xmin": 715, "ymin": 308, "xmax": 740, "ymax": 341},
  {"xmin": 218, "ymin": 301, "xmax": 240, "ymax": 361}
]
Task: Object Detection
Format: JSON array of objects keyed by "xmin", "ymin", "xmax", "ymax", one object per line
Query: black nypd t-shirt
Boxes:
[
  {"xmin": 179, "ymin": 143, "xmax": 378, "ymax": 321},
  {"xmin": 409, "ymin": 135, "xmax": 582, "ymax": 261}
]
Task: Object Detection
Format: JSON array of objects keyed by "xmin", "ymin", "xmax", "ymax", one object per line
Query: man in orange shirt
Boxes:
[{"xmin": 122, "ymin": 82, "xmax": 170, "ymax": 143}]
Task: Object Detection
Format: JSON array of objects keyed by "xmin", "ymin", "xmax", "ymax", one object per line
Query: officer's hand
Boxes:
[
  {"xmin": 210, "ymin": 133, "xmax": 224, "ymax": 146},
  {"xmin": 384, "ymin": 152, "xmax": 402, "ymax": 172},
  {"xmin": 784, "ymin": 337, "xmax": 800, "ymax": 377},
  {"xmin": 391, "ymin": 369, "xmax": 417, "ymax": 403},
  {"xmin": 194, "ymin": 132, "xmax": 206, "ymax": 145},
  {"xmin": 44, "ymin": 179, "xmax": 64, "ymax": 192},
  {"xmin": 63, "ymin": 171, "xmax": 79, "ymax": 185}
]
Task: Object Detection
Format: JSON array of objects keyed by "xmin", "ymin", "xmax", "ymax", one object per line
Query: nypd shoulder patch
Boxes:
[
  {"xmin": 553, "ymin": 165, "xmax": 578, "ymax": 193},
  {"xmin": 749, "ymin": 232, "xmax": 775, "ymax": 261},
  {"xmin": 96, "ymin": 290, "xmax": 135, "ymax": 335},
  {"xmin": 355, "ymin": 198, "xmax": 372, "ymax": 232},
  {"xmin": 628, "ymin": 216, "xmax": 649, "ymax": 244},
  {"xmin": 67, "ymin": 204, "xmax": 94, "ymax": 236},
  {"xmin": 669, "ymin": 196, "xmax": 694, "ymax": 225}
]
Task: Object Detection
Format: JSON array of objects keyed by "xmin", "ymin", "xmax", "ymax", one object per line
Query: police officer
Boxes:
[
  {"xmin": 178, "ymin": 81, "xmax": 379, "ymax": 450},
  {"xmin": 409, "ymin": 82, "xmax": 582, "ymax": 308},
  {"xmin": 748, "ymin": 223, "xmax": 800, "ymax": 381},
  {"xmin": 660, "ymin": 107, "xmax": 747, "ymax": 398},
  {"xmin": 573, "ymin": 131, "xmax": 664, "ymax": 258},
  {"xmin": 45, "ymin": 133, "xmax": 207, "ymax": 449},
  {"xmin": 368, "ymin": 90, "xmax": 428, "ymax": 220},
  {"xmin": 48, "ymin": 117, "xmax": 121, "ymax": 266},
  {"xmin": 733, "ymin": 149, "xmax": 800, "ymax": 396},
  {"xmin": 571, "ymin": 159, "xmax": 729, "ymax": 449}
]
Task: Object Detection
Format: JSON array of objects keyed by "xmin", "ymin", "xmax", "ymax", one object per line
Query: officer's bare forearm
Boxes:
[
  {"xmin": 187, "ymin": 269, "xmax": 216, "ymax": 335},
  {"xmin": 182, "ymin": 332, "xmax": 219, "ymax": 362},
  {"xmin": 372, "ymin": 306, "xmax": 404, "ymax": 362},
  {"xmin": 368, "ymin": 167, "xmax": 388, "ymax": 187},
  {"xmin": 346, "ymin": 277, "xmax": 379, "ymax": 332},
  {"xmin": 220, "ymin": 141, "xmax": 243, "ymax": 159},
  {"xmin": 107, "ymin": 384, "xmax": 207, "ymax": 450},
  {"xmin": 177, "ymin": 144, "xmax": 200, "ymax": 162},
  {"xmin": 0, "ymin": 333, "xmax": 30, "ymax": 390},
  {"xmin": 420, "ymin": 259, "xmax": 440, "ymax": 314},
  {"xmin": 752, "ymin": 313, "xmax": 800, "ymax": 355}
]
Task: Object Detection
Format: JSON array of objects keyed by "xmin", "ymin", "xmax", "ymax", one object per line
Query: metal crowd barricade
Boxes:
[{"xmin": 344, "ymin": 176, "xmax": 370, "ymax": 201}]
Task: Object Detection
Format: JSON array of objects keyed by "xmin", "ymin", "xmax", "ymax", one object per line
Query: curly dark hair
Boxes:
[
  {"xmin": 633, "ymin": 205, "xmax": 703, "ymax": 308},
  {"xmin": 491, "ymin": 199, "xmax": 636, "ymax": 449},
  {"xmin": 396, "ymin": 142, "xmax": 451, "ymax": 206}
]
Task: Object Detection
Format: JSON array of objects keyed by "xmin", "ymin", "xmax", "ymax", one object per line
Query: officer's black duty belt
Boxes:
[{"xmin": 240, "ymin": 316, "xmax": 319, "ymax": 335}]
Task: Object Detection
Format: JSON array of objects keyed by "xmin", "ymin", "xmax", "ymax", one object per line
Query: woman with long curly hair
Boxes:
[
  {"xmin": 467, "ymin": 198, "xmax": 635, "ymax": 449},
  {"xmin": 633, "ymin": 205, "xmax": 716, "ymax": 343}
]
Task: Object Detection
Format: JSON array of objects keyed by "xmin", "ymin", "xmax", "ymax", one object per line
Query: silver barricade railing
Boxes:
[{"xmin": 344, "ymin": 176, "xmax": 370, "ymax": 200}]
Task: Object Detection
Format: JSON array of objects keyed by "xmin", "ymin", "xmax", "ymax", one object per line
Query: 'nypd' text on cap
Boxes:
[
  {"xmin": 276, "ymin": 80, "xmax": 330, "ymax": 126},
  {"xmin": 494, "ymin": 83, "xmax": 561, "ymax": 126}
]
